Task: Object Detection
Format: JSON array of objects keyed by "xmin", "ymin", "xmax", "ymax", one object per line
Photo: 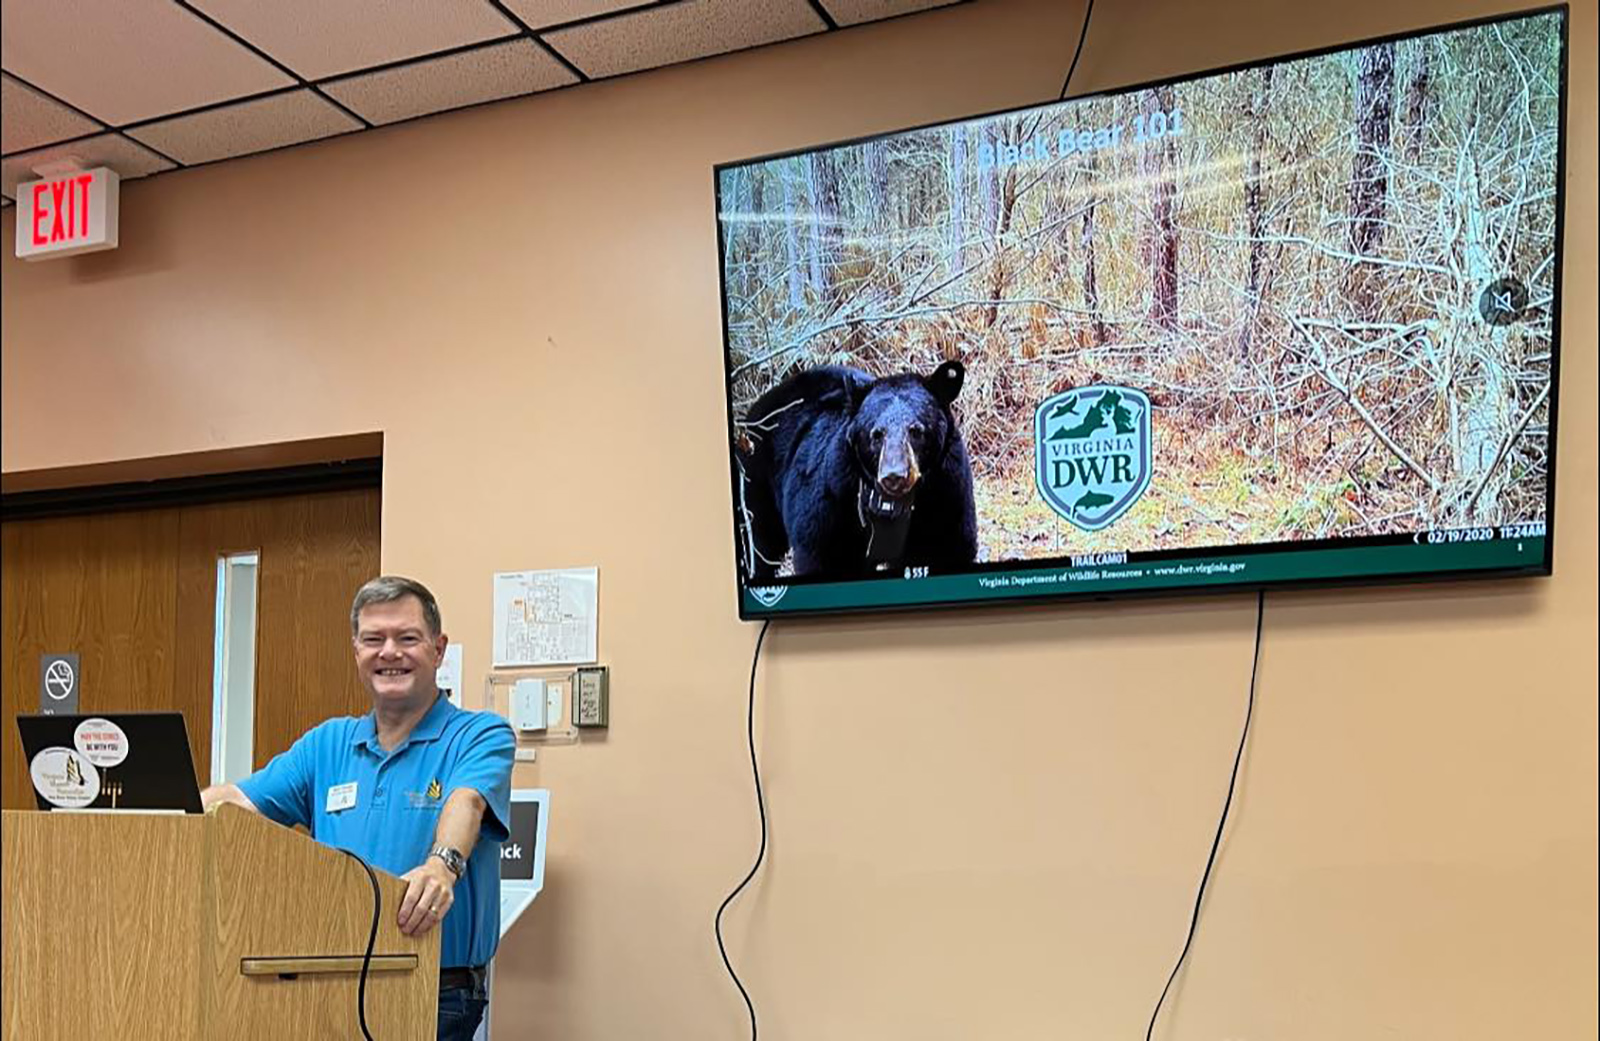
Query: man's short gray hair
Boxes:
[{"xmin": 350, "ymin": 576, "xmax": 442, "ymax": 637}]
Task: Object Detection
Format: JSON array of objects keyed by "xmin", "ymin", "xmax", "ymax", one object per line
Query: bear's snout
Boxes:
[{"xmin": 875, "ymin": 437, "xmax": 921, "ymax": 499}]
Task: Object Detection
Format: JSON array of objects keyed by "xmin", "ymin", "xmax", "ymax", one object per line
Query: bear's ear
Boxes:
[
  {"xmin": 842, "ymin": 369, "xmax": 874, "ymax": 412},
  {"xmin": 926, "ymin": 360, "xmax": 965, "ymax": 406},
  {"xmin": 812, "ymin": 370, "xmax": 872, "ymax": 412}
]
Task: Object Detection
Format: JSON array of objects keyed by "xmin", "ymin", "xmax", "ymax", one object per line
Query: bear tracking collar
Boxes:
[{"xmin": 857, "ymin": 480, "xmax": 916, "ymax": 567}]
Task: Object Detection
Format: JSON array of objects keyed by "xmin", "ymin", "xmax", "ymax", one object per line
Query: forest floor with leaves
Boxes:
[{"xmin": 972, "ymin": 423, "xmax": 1371, "ymax": 562}]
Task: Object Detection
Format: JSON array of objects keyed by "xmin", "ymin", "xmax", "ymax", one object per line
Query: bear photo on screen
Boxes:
[{"xmin": 737, "ymin": 361, "xmax": 978, "ymax": 579}]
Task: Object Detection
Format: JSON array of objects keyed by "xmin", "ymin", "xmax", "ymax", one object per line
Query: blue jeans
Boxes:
[{"xmin": 437, "ymin": 981, "xmax": 489, "ymax": 1041}]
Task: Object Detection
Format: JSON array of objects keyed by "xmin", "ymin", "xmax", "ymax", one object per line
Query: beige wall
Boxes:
[{"xmin": 4, "ymin": 0, "xmax": 1595, "ymax": 1036}]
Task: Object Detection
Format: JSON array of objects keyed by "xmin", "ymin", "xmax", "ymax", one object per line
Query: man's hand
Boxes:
[
  {"xmin": 397, "ymin": 858, "xmax": 457, "ymax": 936},
  {"xmin": 200, "ymin": 784, "xmax": 258, "ymax": 813}
]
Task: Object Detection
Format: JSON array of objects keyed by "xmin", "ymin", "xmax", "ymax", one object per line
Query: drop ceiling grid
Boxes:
[{"xmin": 0, "ymin": 0, "xmax": 965, "ymax": 187}]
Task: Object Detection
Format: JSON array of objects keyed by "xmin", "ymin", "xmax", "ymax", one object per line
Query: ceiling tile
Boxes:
[
  {"xmin": 0, "ymin": 0, "xmax": 294, "ymax": 125},
  {"xmin": 543, "ymin": 0, "xmax": 825, "ymax": 80},
  {"xmin": 819, "ymin": 0, "xmax": 962, "ymax": 27},
  {"xmin": 189, "ymin": 0, "xmax": 518, "ymax": 80},
  {"xmin": 2, "ymin": 74, "xmax": 104, "ymax": 154},
  {"xmin": 2, "ymin": 133, "xmax": 174, "ymax": 196},
  {"xmin": 500, "ymin": 0, "xmax": 656, "ymax": 31},
  {"xmin": 322, "ymin": 39, "xmax": 577, "ymax": 127},
  {"xmin": 125, "ymin": 90, "xmax": 361, "ymax": 167}
]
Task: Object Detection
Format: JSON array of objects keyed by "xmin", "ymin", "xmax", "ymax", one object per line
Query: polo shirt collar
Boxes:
[
  {"xmin": 350, "ymin": 693, "xmax": 457, "ymax": 753},
  {"xmin": 409, "ymin": 692, "xmax": 456, "ymax": 743}
]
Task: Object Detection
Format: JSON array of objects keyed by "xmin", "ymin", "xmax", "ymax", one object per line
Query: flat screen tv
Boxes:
[{"xmin": 715, "ymin": 7, "xmax": 1567, "ymax": 619}]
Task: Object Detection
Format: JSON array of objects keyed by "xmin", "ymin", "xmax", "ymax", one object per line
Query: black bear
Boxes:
[{"xmin": 738, "ymin": 360, "xmax": 978, "ymax": 578}]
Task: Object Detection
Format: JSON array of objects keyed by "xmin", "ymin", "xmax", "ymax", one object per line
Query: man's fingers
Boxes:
[
  {"xmin": 399, "ymin": 875, "xmax": 433, "ymax": 933},
  {"xmin": 398, "ymin": 877, "xmax": 425, "ymax": 922},
  {"xmin": 397, "ymin": 874, "xmax": 452, "ymax": 935}
]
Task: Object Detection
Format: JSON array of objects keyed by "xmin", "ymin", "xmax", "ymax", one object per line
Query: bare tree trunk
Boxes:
[
  {"xmin": 1454, "ymin": 150, "xmax": 1510, "ymax": 521},
  {"xmin": 1141, "ymin": 86, "xmax": 1179, "ymax": 331},
  {"xmin": 1081, "ymin": 146, "xmax": 1108, "ymax": 348},
  {"xmin": 1348, "ymin": 42, "xmax": 1395, "ymax": 320},
  {"xmin": 1239, "ymin": 65, "xmax": 1275, "ymax": 357},
  {"xmin": 807, "ymin": 151, "xmax": 841, "ymax": 308},
  {"xmin": 983, "ymin": 125, "xmax": 1020, "ymax": 330},
  {"xmin": 866, "ymin": 141, "xmax": 890, "ymax": 233},
  {"xmin": 947, "ymin": 125, "xmax": 967, "ymax": 276},
  {"xmin": 781, "ymin": 165, "xmax": 805, "ymax": 314},
  {"xmin": 1402, "ymin": 42, "xmax": 1431, "ymax": 164}
]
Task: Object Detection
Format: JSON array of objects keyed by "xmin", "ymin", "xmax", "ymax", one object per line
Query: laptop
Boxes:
[
  {"xmin": 17, "ymin": 712, "xmax": 204, "ymax": 814},
  {"xmin": 498, "ymin": 788, "xmax": 550, "ymax": 939}
]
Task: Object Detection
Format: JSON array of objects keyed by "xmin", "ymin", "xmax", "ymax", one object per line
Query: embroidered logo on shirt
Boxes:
[{"xmin": 405, "ymin": 778, "xmax": 444, "ymax": 809}]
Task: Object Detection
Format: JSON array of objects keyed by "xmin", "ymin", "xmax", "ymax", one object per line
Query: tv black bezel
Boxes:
[{"xmin": 712, "ymin": 4, "xmax": 1569, "ymax": 621}]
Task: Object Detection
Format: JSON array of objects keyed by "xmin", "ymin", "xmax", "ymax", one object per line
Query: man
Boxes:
[{"xmin": 203, "ymin": 575, "xmax": 515, "ymax": 1041}]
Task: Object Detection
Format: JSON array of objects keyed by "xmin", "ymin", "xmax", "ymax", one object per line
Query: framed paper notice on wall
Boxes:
[{"xmin": 491, "ymin": 568, "xmax": 598, "ymax": 667}]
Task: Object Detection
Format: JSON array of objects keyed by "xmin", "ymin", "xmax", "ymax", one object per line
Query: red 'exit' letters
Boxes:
[{"xmin": 31, "ymin": 174, "xmax": 95, "ymax": 246}]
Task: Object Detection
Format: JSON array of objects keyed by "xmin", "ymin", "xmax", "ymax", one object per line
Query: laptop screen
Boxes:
[
  {"xmin": 502, "ymin": 789, "xmax": 549, "ymax": 891},
  {"xmin": 17, "ymin": 712, "xmax": 204, "ymax": 814}
]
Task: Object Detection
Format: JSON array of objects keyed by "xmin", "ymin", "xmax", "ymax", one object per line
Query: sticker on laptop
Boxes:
[
  {"xmin": 73, "ymin": 717, "xmax": 129, "ymax": 768},
  {"xmin": 30, "ymin": 747, "xmax": 101, "ymax": 809}
]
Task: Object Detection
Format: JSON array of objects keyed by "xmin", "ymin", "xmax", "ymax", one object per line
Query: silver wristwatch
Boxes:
[{"xmin": 430, "ymin": 844, "xmax": 467, "ymax": 879}]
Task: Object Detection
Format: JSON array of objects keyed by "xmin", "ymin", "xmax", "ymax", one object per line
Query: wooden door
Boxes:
[{"xmin": 2, "ymin": 487, "xmax": 379, "ymax": 809}]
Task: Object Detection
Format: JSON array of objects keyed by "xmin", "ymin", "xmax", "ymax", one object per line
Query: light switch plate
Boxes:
[{"xmin": 512, "ymin": 678, "xmax": 548, "ymax": 731}]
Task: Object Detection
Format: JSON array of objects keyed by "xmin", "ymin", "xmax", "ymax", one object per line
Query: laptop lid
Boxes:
[
  {"xmin": 501, "ymin": 788, "xmax": 550, "ymax": 893},
  {"xmin": 17, "ymin": 712, "xmax": 204, "ymax": 814}
]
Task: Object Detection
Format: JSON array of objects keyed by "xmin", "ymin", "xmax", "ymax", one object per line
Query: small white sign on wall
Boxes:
[
  {"xmin": 14, "ymin": 167, "xmax": 120, "ymax": 261},
  {"xmin": 438, "ymin": 643, "xmax": 465, "ymax": 708}
]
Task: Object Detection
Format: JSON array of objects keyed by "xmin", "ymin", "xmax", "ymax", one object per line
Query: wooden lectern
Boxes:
[{"xmin": 1, "ymin": 803, "xmax": 441, "ymax": 1039}]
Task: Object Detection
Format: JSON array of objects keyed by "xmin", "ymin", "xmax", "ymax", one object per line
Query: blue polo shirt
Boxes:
[{"xmin": 237, "ymin": 695, "xmax": 515, "ymax": 969}]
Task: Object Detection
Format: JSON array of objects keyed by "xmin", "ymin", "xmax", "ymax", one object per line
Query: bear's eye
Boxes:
[
  {"xmin": 908, "ymin": 423, "xmax": 924, "ymax": 439},
  {"xmin": 870, "ymin": 428, "xmax": 885, "ymax": 445}
]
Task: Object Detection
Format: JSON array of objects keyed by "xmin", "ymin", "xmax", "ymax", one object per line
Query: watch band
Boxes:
[{"xmin": 430, "ymin": 845, "xmax": 466, "ymax": 879}]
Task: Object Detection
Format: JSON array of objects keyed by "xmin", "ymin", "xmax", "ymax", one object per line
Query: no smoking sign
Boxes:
[{"xmin": 40, "ymin": 654, "xmax": 79, "ymax": 714}]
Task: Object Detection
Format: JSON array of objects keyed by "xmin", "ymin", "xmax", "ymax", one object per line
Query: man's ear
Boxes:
[{"xmin": 927, "ymin": 360, "xmax": 965, "ymax": 407}]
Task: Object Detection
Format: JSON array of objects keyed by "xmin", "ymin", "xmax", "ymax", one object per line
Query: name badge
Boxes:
[{"xmin": 326, "ymin": 781, "xmax": 358, "ymax": 813}]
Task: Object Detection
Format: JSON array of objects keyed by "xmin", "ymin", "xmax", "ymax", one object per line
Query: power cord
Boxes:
[
  {"xmin": 1145, "ymin": 590, "xmax": 1265, "ymax": 1040},
  {"xmin": 1058, "ymin": 0, "xmax": 1096, "ymax": 100},
  {"xmin": 715, "ymin": 619, "xmax": 772, "ymax": 1041},
  {"xmin": 337, "ymin": 847, "xmax": 382, "ymax": 1041}
]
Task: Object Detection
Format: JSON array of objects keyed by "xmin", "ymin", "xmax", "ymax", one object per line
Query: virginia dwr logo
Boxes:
[
  {"xmin": 747, "ymin": 585, "xmax": 788, "ymax": 607},
  {"xmin": 1034, "ymin": 385, "xmax": 1153, "ymax": 532}
]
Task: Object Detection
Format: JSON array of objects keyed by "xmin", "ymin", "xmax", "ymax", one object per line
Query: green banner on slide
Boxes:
[{"xmin": 742, "ymin": 537, "xmax": 1547, "ymax": 616}]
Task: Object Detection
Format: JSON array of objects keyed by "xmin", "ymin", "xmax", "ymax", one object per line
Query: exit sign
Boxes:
[{"xmin": 14, "ymin": 167, "xmax": 119, "ymax": 261}]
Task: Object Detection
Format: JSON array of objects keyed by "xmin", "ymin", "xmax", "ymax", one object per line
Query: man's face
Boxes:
[{"xmin": 353, "ymin": 596, "xmax": 447, "ymax": 708}]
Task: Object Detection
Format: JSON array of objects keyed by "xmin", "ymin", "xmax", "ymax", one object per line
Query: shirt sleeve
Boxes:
[
  {"xmin": 448, "ymin": 714, "xmax": 516, "ymax": 842},
  {"xmin": 236, "ymin": 725, "xmax": 320, "ymax": 829}
]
